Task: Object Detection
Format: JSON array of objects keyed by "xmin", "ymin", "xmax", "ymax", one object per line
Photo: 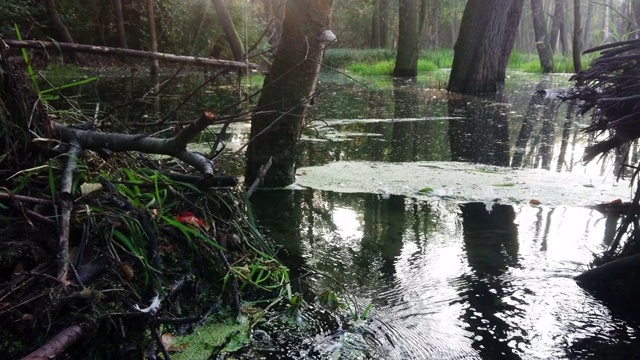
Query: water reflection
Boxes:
[
  {"xmin": 457, "ymin": 203, "xmax": 522, "ymax": 358},
  {"xmin": 251, "ymin": 189, "xmax": 639, "ymax": 359},
  {"xmin": 448, "ymin": 95, "xmax": 510, "ymax": 166}
]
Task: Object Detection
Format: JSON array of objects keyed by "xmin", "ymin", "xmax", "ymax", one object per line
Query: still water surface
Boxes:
[
  {"xmin": 60, "ymin": 70, "xmax": 640, "ymax": 359},
  {"xmin": 246, "ymin": 72, "xmax": 640, "ymax": 359}
]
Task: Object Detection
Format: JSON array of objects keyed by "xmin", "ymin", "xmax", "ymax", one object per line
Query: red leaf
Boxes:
[{"xmin": 176, "ymin": 212, "xmax": 205, "ymax": 228}]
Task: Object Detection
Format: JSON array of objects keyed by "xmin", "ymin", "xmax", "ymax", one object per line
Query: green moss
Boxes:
[{"xmin": 172, "ymin": 316, "xmax": 252, "ymax": 359}]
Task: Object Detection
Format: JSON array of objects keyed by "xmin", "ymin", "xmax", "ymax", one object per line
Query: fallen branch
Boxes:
[
  {"xmin": 4, "ymin": 39, "xmax": 258, "ymax": 70},
  {"xmin": 245, "ymin": 157, "xmax": 273, "ymax": 198},
  {"xmin": 20, "ymin": 324, "xmax": 84, "ymax": 360},
  {"xmin": 50, "ymin": 111, "xmax": 218, "ymax": 178},
  {"xmin": 56, "ymin": 139, "xmax": 83, "ymax": 284}
]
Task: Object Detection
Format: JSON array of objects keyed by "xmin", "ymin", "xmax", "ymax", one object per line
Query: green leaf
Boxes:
[{"xmin": 418, "ymin": 187, "xmax": 433, "ymax": 193}]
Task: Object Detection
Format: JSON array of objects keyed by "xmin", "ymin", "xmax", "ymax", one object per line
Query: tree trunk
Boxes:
[
  {"xmin": 212, "ymin": 0, "xmax": 245, "ymax": 61},
  {"xmin": 531, "ymin": 0, "xmax": 554, "ymax": 73},
  {"xmin": 371, "ymin": 0, "xmax": 381, "ymax": 47},
  {"xmin": 393, "ymin": 0, "xmax": 420, "ymax": 77},
  {"xmin": 147, "ymin": 0, "xmax": 159, "ymax": 77},
  {"xmin": 430, "ymin": 0, "xmax": 440, "ymax": 49},
  {"xmin": 583, "ymin": 0, "xmax": 594, "ymax": 48},
  {"xmin": 380, "ymin": 0, "xmax": 390, "ymax": 48},
  {"xmin": 112, "ymin": 0, "xmax": 128, "ymax": 48},
  {"xmin": 447, "ymin": 0, "xmax": 524, "ymax": 94},
  {"xmin": 245, "ymin": 0, "xmax": 334, "ymax": 187},
  {"xmin": 549, "ymin": 0, "xmax": 566, "ymax": 54},
  {"xmin": 44, "ymin": 0, "xmax": 77, "ymax": 61},
  {"xmin": 573, "ymin": 0, "xmax": 582, "ymax": 72}
]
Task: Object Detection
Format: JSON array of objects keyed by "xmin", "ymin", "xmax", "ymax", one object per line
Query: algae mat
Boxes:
[{"xmin": 295, "ymin": 161, "xmax": 632, "ymax": 207}]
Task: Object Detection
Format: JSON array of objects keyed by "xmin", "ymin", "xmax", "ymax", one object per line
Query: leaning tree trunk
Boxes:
[
  {"xmin": 44, "ymin": 0, "xmax": 77, "ymax": 61},
  {"xmin": 393, "ymin": 0, "xmax": 420, "ymax": 77},
  {"xmin": 531, "ymin": 0, "xmax": 554, "ymax": 73},
  {"xmin": 212, "ymin": 0, "xmax": 245, "ymax": 61},
  {"xmin": 245, "ymin": 0, "xmax": 334, "ymax": 187},
  {"xmin": 447, "ymin": 0, "xmax": 524, "ymax": 94}
]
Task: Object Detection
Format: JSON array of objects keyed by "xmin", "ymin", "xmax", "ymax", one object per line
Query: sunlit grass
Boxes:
[
  {"xmin": 325, "ymin": 48, "xmax": 597, "ymax": 76},
  {"xmin": 345, "ymin": 59, "xmax": 439, "ymax": 76},
  {"xmin": 518, "ymin": 53, "xmax": 595, "ymax": 73}
]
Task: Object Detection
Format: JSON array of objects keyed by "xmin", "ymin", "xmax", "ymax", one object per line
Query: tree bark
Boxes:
[
  {"xmin": 112, "ymin": 0, "xmax": 128, "ymax": 48},
  {"xmin": 573, "ymin": 0, "xmax": 582, "ymax": 72},
  {"xmin": 3, "ymin": 40, "xmax": 256, "ymax": 69},
  {"xmin": 245, "ymin": 0, "xmax": 334, "ymax": 187},
  {"xmin": 447, "ymin": 0, "xmax": 524, "ymax": 94},
  {"xmin": 212, "ymin": 0, "xmax": 245, "ymax": 61},
  {"xmin": 147, "ymin": 0, "xmax": 159, "ymax": 77},
  {"xmin": 371, "ymin": 0, "xmax": 381, "ymax": 47},
  {"xmin": 44, "ymin": 0, "xmax": 77, "ymax": 61},
  {"xmin": 380, "ymin": 0, "xmax": 390, "ymax": 48},
  {"xmin": 531, "ymin": 0, "xmax": 554, "ymax": 73},
  {"xmin": 549, "ymin": 0, "xmax": 566, "ymax": 54},
  {"xmin": 393, "ymin": 0, "xmax": 420, "ymax": 77}
]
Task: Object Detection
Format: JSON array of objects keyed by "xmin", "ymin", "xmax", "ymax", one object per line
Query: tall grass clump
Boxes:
[
  {"xmin": 518, "ymin": 53, "xmax": 596, "ymax": 73},
  {"xmin": 323, "ymin": 48, "xmax": 395, "ymax": 68},
  {"xmin": 420, "ymin": 48, "xmax": 454, "ymax": 68}
]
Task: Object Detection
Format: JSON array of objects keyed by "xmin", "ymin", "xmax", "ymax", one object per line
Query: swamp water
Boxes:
[
  {"xmin": 63, "ymin": 70, "xmax": 639, "ymax": 359},
  {"xmin": 250, "ymin": 72, "xmax": 640, "ymax": 359}
]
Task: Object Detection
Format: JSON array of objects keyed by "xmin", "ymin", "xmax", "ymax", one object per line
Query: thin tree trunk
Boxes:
[
  {"xmin": 380, "ymin": 0, "xmax": 390, "ymax": 47},
  {"xmin": 583, "ymin": 1, "xmax": 594, "ymax": 48},
  {"xmin": 531, "ymin": 0, "xmax": 554, "ymax": 73},
  {"xmin": 147, "ymin": 0, "xmax": 159, "ymax": 77},
  {"xmin": 44, "ymin": 0, "xmax": 77, "ymax": 61},
  {"xmin": 573, "ymin": 0, "xmax": 582, "ymax": 72},
  {"xmin": 212, "ymin": 0, "xmax": 245, "ymax": 61},
  {"xmin": 371, "ymin": 1, "xmax": 381, "ymax": 47},
  {"xmin": 550, "ymin": 0, "xmax": 566, "ymax": 54},
  {"xmin": 112, "ymin": 0, "xmax": 128, "ymax": 48}
]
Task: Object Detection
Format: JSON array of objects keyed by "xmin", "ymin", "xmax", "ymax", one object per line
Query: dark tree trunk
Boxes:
[
  {"xmin": 212, "ymin": 0, "xmax": 245, "ymax": 61},
  {"xmin": 393, "ymin": 0, "xmax": 420, "ymax": 77},
  {"xmin": 573, "ymin": 0, "xmax": 582, "ymax": 72},
  {"xmin": 44, "ymin": 0, "xmax": 77, "ymax": 60},
  {"xmin": 531, "ymin": 0, "xmax": 554, "ymax": 73},
  {"xmin": 447, "ymin": 0, "xmax": 524, "ymax": 94},
  {"xmin": 245, "ymin": 0, "xmax": 334, "ymax": 187},
  {"xmin": 112, "ymin": 0, "xmax": 128, "ymax": 48}
]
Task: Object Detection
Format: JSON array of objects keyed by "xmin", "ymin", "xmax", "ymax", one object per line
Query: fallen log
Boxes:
[{"xmin": 3, "ymin": 39, "xmax": 258, "ymax": 70}]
